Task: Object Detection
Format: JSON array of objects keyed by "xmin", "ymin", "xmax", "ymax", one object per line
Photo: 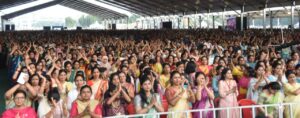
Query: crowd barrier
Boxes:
[{"xmin": 105, "ymin": 102, "xmax": 300, "ymax": 118}]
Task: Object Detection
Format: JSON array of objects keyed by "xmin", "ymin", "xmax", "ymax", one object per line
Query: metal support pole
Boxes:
[
  {"xmin": 188, "ymin": 17, "xmax": 190, "ymax": 29},
  {"xmin": 160, "ymin": 18, "xmax": 163, "ymax": 29},
  {"xmin": 104, "ymin": 20, "xmax": 106, "ymax": 30},
  {"xmin": 212, "ymin": 15, "xmax": 215, "ymax": 29},
  {"xmin": 127, "ymin": 17, "xmax": 129, "ymax": 30},
  {"xmin": 1, "ymin": 18, "xmax": 4, "ymax": 31},
  {"xmin": 291, "ymin": 0, "xmax": 295, "ymax": 31},
  {"xmin": 298, "ymin": 11, "xmax": 300, "ymax": 29},
  {"xmin": 241, "ymin": 5, "xmax": 245, "ymax": 31},
  {"xmin": 183, "ymin": 12, "xmax": 186, "ymax": 29},
  {"xmin": 263, "ymin": 4, "xmax": 267, "ymax": 31},
  {"xmin": 207, "ymin": 9, "xmax": 210, "ymax": 29},
  {"xmin": 146, "ymin": 18, "xmax": 148, "ymax": 29},
  {"xmin": 142, "ymin": 19, "xmax": 144, "ymax": 29},
  {"xmin": 222, "ymin": 7, "xmax": 226, "ymax": 28},
  {"xmin": 153, "ymin": 18, "xmax": 155, "ymax": 29},
  {"xmin": 270, "ymin": 11, "xmax": 273, "ymax": 30},
  {"xmin": 199, "ymin": 16, "xmax": 202, "ymax": 28},
  {"xmin": 194, "ymin": 11, "xmax": 197, "ymax": 29},
  {"xmin": 109, "ymin": 19, "xmax": 111, "ymax": 29},
  {"xmin": 107, "ymin": 19, "xmax": 109, "ymax": 30},
  {"xmin": 114, "ymin": 19, "xmax": 116, "ymax": 30},
  {"xmin": 110, "ymin": 19, "xmax": 112, "ymax": 29},
  {"xmin": 247, "ymin": 13, "xmax": 250, "ymax": 29},
  {"xmin": 178, "ymin": 17, "xmax": 180, "ymax": 29}
]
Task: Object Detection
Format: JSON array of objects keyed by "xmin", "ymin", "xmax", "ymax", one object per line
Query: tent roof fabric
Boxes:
[
  {"xmin": 97, "ymin": 0, "xmax": 300, "ymax": 16},
  {"xmin": 0, "ymin": 0, "xmax": 299, "ymax": 19},
  {"xmin": 0, "ymin": 0, "xmax": 127, "ymax": 19}
]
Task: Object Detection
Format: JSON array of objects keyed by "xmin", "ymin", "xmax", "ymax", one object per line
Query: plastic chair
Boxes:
[
  {"xmin": 238, "ymin": 99, "xmax": 256, "ymax": 118},
  {"xmin": 237, "ymin": 94, "xmax": 246, "ymax": 101},
  {"xmin": 126, "ymin": 103, "xmax": 136, "ymax": 115}
]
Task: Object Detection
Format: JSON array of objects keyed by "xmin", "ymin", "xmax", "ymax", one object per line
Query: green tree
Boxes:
[
  {"xmin": 78, "ymin": 15, "xmax": 97, "ymax": 28},
  {"xmin": 65, "ymin": 17, "xmax": 76, "ymax": 28}
]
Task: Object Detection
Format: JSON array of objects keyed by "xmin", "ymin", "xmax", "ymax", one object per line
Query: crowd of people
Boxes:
[{"xmin": 1, "ymin": 29, "xmax": 300, "ymax": 118}]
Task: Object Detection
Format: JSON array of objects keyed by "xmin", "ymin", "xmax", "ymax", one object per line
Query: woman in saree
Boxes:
[
  {"xmin": 247, "ymin": 65, "xmax": 270, "ymax": 103},
  {"xmin": 153, "ymin": 50, "xmax": 163, "ymax": 74},
  {"xmin": 237, "ymin": 66, "xmax": 252, "ymax": 99},
  {"xmin": 56, "ymin": 69, "xmax": 73, "ymax": 101},
  {"xmin": 212, "ymin": 65, "xmax": 224, "ymax": 98},
  {"xmin": 257, "ymin": 82, "xmax": 284, "ymax": 118},
  {"xmin": 38, "ymin": 88, "xmax": 68, "ymax": 118},
  {"xmin": 159, "ymin": 63, "xmax": 171, "ymax": 91},
  {"xmin": 134, "ymin": 76, "xmax": 164, "ymax": 118},
  {"xmin": 2, "ymin": 90, "xmax": 37, "ymax": 118},
  {"xmin": 283, "ymin": 71, "xmax": 300, "ymax": 118},
  {"xmin": 192, "ymin": 72, "xmax": 214, "ymax": 118},
  {"xmin": 167, "ymin": 55, "xmax": 176, "ymax": 71},
  {"xmin": 29, "ymin": 73, "xmax": 46, "ymax": 111},
  {"xmin": 70, "ymin": 85, "xmax": 102, "ymax": 118},
  {"xmin": 165, "ymin": 71, "xmax": 195, "ymax": 118},
  {"xmin": 198, "ymin": 56, "xmax": 213, "ymax": 76},
  {"xmin": 5, "ymin": 76, "xmax": 36, "ymax": 109},
  {"xmin": 8, "ymin": 45, "xmax": 22, "ymax": 85},
  {"xmin": 103, "ymin": 73, "xmax": 131, "ymax": 116},
  {"xmin": 230, "ymin": 56, "xmax": 246, "ymax": 79},
  {"xmin": 218, "ymin": 68, "xmax": 240, "ymax": 118},
  {"xmin": 87, "ymin": 67, "xmax": 109, "ymax": 102},
  {"xmin": 119, "ymin": 72, "xmax": 135, "ymax": 114},
  {"xmin": 128, "ymin": 55, "xmax": 140, "ymax": 78},
  {"xmin": 64, "ymin": 61, "xmax": 76, "ymax": 82},
  {"xmin": 67, "ymin": 74, "xmax": 85, "ymax": 110}
]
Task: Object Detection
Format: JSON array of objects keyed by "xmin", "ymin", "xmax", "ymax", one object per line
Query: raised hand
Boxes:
[
  {"xmin": 51, "ymin": 97, "xmax": 58, "ymax": 108},
  {"xmin": 83, "ymin": 104, "xmax": 91, "ymax": 115},
  {"xmin": 23, "ymin": 75, "xmax": 29, "ymax": 83},
  {"xmin": 231, "ymin": 86, "xmax": 237, "ymax": 93},
  {"xmin": 187, "ymin": 85, "xmax": 194, "ymax": 96},
  {"xmin": 179, "ymin": 87, "xmax": 185, "ymax": 96},
  {"xmin": 205, "ymin": 79, "xmax": 209, "ymax": 87},
  {"xmin": 16, "ymin": 63, "xmax": 22, "ymax": 72},
  {"xmin": 117, "ymin": 84, "xmax": 122, "ymax": 93},
  {"xmin": 150, "ymin": 95, "xmax": 157, "ymax": 106}
]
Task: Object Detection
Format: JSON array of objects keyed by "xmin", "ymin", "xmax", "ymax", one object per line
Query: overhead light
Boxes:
[{"xmin": 287, "ymin": 11, "xmax": 291, "ymax": 15}]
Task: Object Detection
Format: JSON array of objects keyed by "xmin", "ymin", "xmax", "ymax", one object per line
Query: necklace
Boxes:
[
  {"xmin": 225, "ymin": 80, "xmax": 232, "ymax": 94},
  {"xmin": 225, "ymin": 80, "xmax": 231, "ymax": 88},
  {"xmin": 111, "ymin": 100, "xmax": 122, "ymax": 116},
  {"xmin": 111, "ymin": 100, "xmax": 120, "ymax": 108}
]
